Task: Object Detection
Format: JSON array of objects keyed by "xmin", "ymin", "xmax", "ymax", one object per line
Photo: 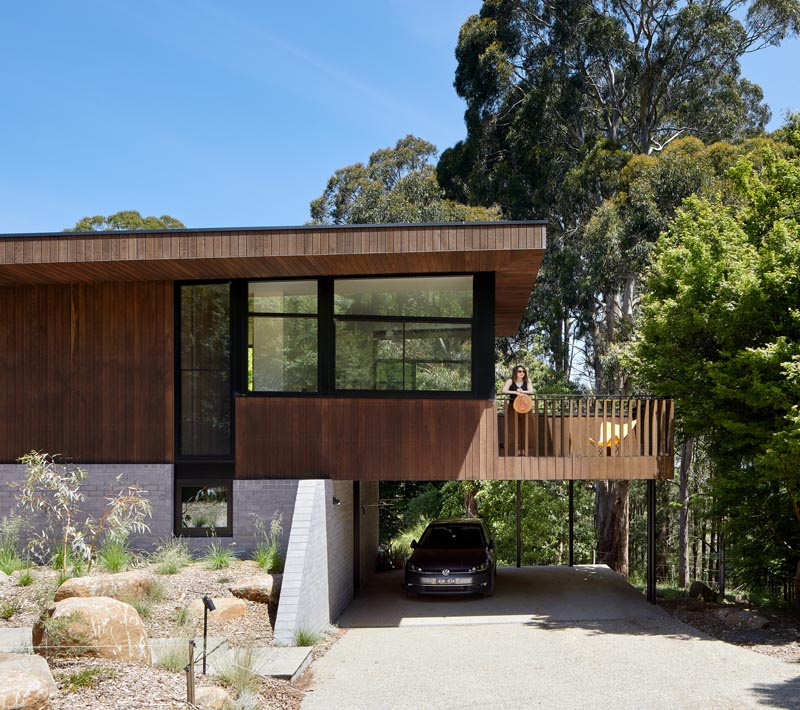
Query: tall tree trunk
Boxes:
[
  {"xmin": 678, "ymin": 437, "xmax": 694, "ymax": 587},
  {"xmin": 595, "ymin": 480, "xmax": 630, "ymax": 576}
]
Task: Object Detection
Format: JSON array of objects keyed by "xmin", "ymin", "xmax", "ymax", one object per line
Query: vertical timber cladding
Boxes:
[
  {"xmin": 0, "ymin": 282, "xmax": 174, "ymax": 463},
  {"xmin": 235, "ymin": 397, "xmax": 499, "ymax": 480}
]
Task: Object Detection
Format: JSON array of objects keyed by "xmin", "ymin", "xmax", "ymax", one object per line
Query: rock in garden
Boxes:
[
  {"xmin": 228, "ymin": 574, "xmax": 282, "ymax": 604},
  {"xmin": 0, "ymin": 571, "xmax": 9, "ymax": 585},
  {"xmin": 717, "ymin": 608, "xmax": 769, "ymax": 629},
  {"xmin": 688, "ymin": 580, "xmax": 718, "ymax": 603},
  {"xmin": 187, "ymin": 598, "xmax": 246, "ymax": 622},
  {"xmin": 32, "ymin": 596, "xmax": 149, "ymax": 662},
  {"xmin": 0, "ymin": 668, "xmax": 50, "ymax": 710},
  {"xmin": 53, "ymin": 570, "xmax": 156, "ymax": 602},
  {"xmin": 195, "ymin": 686, "xmax": 233, "ymax": 710},
  {"xmin": 0, "ymin": 653, "xmax": 57, "ymax": 696}
]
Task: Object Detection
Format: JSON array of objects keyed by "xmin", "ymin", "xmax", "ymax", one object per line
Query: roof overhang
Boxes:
[{"xmin": 0, "ymin": 221, "xmax": 546, "ymax": 336}]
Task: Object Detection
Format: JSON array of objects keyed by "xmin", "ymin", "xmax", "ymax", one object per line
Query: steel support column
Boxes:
[
  {"xmin": 647, "ymin": 479, "xmax": 657, "ymax": 604},
  {"xmin": 516, "ymin": 480, "xmax": 522, "ymax": 568},
  {"xmin": 569, "ymin": 480, "xmax": 575, "ymax": 567}
]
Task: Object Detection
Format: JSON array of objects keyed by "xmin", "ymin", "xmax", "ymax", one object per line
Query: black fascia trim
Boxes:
[
  {"xmin": 473, "ymin": 272, "xmax": 496, "ymax": 401},
  {"xmin": 0, "ymin": 219, "xmax": 548, "ymax": 240}
]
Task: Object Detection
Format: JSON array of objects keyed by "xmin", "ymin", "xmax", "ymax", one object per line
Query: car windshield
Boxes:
[{"xmin": 418, "ymin": 525, "xmax": 485, "ymax": 549}]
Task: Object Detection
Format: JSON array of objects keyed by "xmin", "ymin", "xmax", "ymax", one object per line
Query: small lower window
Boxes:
[{"xmin": 176, "ymin": 481, "xmax": 233, "ymax": 536}]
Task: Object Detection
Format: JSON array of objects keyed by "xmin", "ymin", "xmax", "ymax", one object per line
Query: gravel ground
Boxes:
[
  {"xmin": 659, "ymin": 598, "xmax": 800, "ymax": 662},
  {"xmin": 0, "ymin": 559, "xmax": 333, "ymax": 709}
]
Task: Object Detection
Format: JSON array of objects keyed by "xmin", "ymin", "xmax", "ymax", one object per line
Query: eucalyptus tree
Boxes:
[
  {"xmin": 67, "ymin": 210, "xmax": 185, "ymax": 232},
  {"xmin": 438, "ymin": 0, "xmax": 799, "ymax": 574}
]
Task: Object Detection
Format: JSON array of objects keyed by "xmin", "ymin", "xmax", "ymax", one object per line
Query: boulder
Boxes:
[
  {"xmin": 0, "ymin": 669, "xmax": 50, "ymax": 710},
  {"xmin": 195, "ymin": 686, "xmax": 233, "ymax": 710},
  {"xmin": 0, "ymin": 571, "xmax": 9, "ymax": 585},
  {"xmin": 187, "ymin": 598, "xmax": 246, "ymax": 623},
  {"xmin": 0, "ymin": 654, "xmax": 56, "ymax": 695},
  {"xmin": 32, "ymin": 596, "xmax": 149, "ymax": 662},
  {"xmin": 716, "ymin": 608, "xmax": 769, "ymax": 629},
  {"xmin": 688, "ymin": 580, "xmax": 718, "ymax": 603},
  {"xmin": 53, "ymin": 570, "xmax": 156, "ymax": 602},
  {"xmin": 228, "ymin": 574, "xmax": 282, "ymax": 604}
]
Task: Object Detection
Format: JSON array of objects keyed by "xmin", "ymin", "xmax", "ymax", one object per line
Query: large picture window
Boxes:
[
  {"xmin": 179, "ymin": 283, "xmax": 231, "ymax": 457},
  {"xmin": 334, "ymin": 276, "xmax": 473, "ymax": 392},
  {"xmin": 248, "ymin": 280, "xmax": 318, "ymax": 392}
]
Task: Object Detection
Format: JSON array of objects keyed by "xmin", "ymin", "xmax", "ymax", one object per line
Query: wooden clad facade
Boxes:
[
  {"xmin": 0, "ymin": 281, "xmax": 173, "ymax": 463},
  {"xmin": 0, "ymin": 222, "xmax": 546, "ymax": 336},
  {"xmin": 0, "ymin": 221, "xmax": 674, "ymax": 480},
  {"xmin": 235, "ymin": 397, "xmax": 673, "ymax": 481}
]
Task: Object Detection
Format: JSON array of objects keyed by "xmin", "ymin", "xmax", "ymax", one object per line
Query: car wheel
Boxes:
[{"xmin": 484, "ymin": 574, "xmax": 495, "ymax": 597}]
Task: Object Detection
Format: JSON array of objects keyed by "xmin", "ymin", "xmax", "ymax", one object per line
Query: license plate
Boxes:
[{"xmin": 436, "ymin": 577, "xmax": 470, "ymax": 585}]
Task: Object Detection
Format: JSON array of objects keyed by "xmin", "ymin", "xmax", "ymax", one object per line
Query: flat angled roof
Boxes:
[{"xmin": 0, "ymin": 221, "xmax": 546, "ymax": 336}]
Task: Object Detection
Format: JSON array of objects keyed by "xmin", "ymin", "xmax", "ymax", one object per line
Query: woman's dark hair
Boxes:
[{"xmin": 512, "ymin": 364, "xmax": 529, "ymax": 389}]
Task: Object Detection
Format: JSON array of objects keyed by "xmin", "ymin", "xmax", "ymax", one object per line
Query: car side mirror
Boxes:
[
  {"xmin": 488, "ymin": 540, "xmax": 495, "ymax": 550},
  {"xmin": 410, "ymin": 540, "xmax": 417, "ymax": 549}
]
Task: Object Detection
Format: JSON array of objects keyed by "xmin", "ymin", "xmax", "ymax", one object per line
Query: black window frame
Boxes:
[
  {"xmin": 174, "ymin": 478, "xmax": 234, "ymax": 537},
  {"xmin": 246, "ymin": 279, "xmax": 320, "ymax": 395}
]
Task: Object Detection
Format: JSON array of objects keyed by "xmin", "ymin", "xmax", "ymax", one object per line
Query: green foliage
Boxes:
[
  {"xmin": 173, "ymin": 605, "xmax": 191, "ymax": 628},
  {"xmin": 67, "ymin": 210, "xmax": 185, "ymax": 232},
  {"xmin": 0, "ymin": 599, "xmax": 22, "ymax": 620},
  {"xmin": 387, "ymin": 518, "xmax": 431, "ymax": 564},
  {"xmin": 154, "ymin": 638, "xmax": 193, "ymax": 673},
  {"xmin": 118, "ymin": 581, "xmax": 164, "ymax": 620},
  {"xmin": 96, "ymin": 538, "xmax": 132, "ymax": 573},
  {"xmin": 17, "ymin": 569, "xmax": 34, "ymax": 586},
  {"xmin": 293, "ymin": 628, "xmax": 323, "ymax": 647},
  {"xmin": 635, "ymin": 133, "xmax": 800, "ymax": 587},
  {"xmin": 13, "ymin": 453, "xmax": 151, "ymax": 574},
  {"xmin": 215, "ymin": 648, "xmax": 264, "ymax": 695},
  {"xmin": 59, "ymin": 667, "xmax": 115, "ymax": 692},
  {"xmin": 0, "ymin": 515, "xmax": 28, "ymax": 574},
  {"xmin": 203, "ymin": 538, "xmax": 238, "ymax": 570},
  {"xmin": 310, "ymin": 135, "xmax": 500, "ymax": 225},
  {"xmin": 151, "ymin": 536, "xmax": 193, "ymax": 575},
  {"xmin": 251, "ymin": 513, "xmax": 284, "ymax": 573},
  {"xmin": 37, "ymin": 612, "xmax": 93, "ymax": 658}
]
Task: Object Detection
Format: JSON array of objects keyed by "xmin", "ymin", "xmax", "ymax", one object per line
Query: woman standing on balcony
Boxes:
[{"xmin": 502, "ymin": 365, "xmax": 533, "ymax": 455}]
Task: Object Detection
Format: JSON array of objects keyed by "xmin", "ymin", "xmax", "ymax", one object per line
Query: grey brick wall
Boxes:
[
  {"xmin": 184, "ymin": 479, "xmax": 300, "ymax": 557},
  {"xmin": 0, "ymin": 463, "xmax": 173, "ymax": 552},
  {"xmin": 273, "ymin": 479, "xmax": 330, "ymax": 645},
  {"xmin": 326, "ymin": 480, "xmax": 354, "ymax": 621}
]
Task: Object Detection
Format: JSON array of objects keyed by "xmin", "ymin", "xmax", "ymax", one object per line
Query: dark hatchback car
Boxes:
[{"xmin": 404, "ymin": 519, "xmax": 496, "ymax": 596}]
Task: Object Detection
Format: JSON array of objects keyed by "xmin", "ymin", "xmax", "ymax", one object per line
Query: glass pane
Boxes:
[
  {"xmin": 181, "ymin": 371, "xmax": 231, "ymax": 456},
  {"xmin": 334, "ymin": 276, "xmax": 473, "ymax": 318},
  {"xmin": 180, "ymin": 284, "xmax": 230, "ymax": 370},
  {"xmin": 404, "ymin": 322, "xmax": 471, "ymax": 391},
  {"xmin": 335, "ymin": 321, "xmax": 471, "ymax": 391},
  {"xmin": 249, "ymin": 280, "xmax": 317, "ymax": 314},
  {"xmin": 250, "ymin": 317, "xmax": 318, "ymax": 392},
  {"xmin": 181, "ymin": 486, "xmax": 228, "ymax": 529}
]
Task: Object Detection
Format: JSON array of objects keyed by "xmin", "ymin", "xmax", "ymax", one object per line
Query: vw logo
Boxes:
[{"xmin": 442, "ymin": 569, "xmax": 450, "ymax": 576}]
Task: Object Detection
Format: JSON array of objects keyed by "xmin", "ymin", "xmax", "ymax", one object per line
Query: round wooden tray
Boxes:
[{"xmin": 513, "ymin": 392, "xmax": 532, "ymax": 413}]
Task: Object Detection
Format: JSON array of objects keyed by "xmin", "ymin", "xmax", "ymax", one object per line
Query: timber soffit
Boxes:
[{"xmin": 0, "ymin": 221, "xmax": 547, "ymax": 336}]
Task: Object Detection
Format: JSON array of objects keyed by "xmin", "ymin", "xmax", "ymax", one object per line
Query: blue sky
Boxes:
[{"xmin": 1, "ymin": 0, "xmax": 797, "ymax": 234}]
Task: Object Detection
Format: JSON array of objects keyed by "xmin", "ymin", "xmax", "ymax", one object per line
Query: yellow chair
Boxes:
[{"xmin": 589, "ymin": 420, "xmax": 637, "ymax": 453}]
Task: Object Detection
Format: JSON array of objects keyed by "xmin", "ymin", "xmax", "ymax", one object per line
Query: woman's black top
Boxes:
[{"xmin": 509, "ymin": 380, "xmax": 528, "ymax": 403}]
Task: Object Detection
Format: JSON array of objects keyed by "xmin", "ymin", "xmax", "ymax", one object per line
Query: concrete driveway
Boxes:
[{"xmin": 301, "ymin": 566, "xmax": 800, "ymax": 710}]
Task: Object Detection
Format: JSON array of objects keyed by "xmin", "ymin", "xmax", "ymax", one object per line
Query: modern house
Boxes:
[{"xmin": 0, "ymin": 221, "xmax": 673, "ymax": 642}]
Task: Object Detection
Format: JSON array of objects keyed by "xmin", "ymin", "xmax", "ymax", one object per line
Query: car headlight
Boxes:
[
  {"xmin": 470, "ymin": 561, "xmax": 489, "ymax": 572},
  {"xmin": 408, "ymin": 563, "xmax": 423, "ymax": 572}
]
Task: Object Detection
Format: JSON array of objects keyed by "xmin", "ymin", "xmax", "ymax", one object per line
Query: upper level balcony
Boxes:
[{"xmin": 235, "ymin": 394, "xmax": 674, "ymax": 482}]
